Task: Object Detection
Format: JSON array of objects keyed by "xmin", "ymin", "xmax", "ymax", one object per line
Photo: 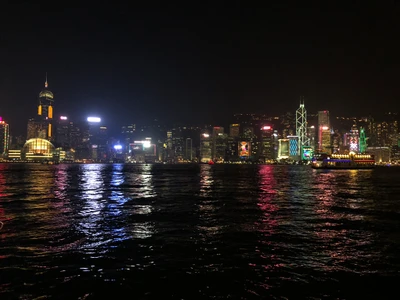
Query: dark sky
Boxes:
[{"xmin": 1, "ymin": 1, "xmax": 400, "ymax": 135}]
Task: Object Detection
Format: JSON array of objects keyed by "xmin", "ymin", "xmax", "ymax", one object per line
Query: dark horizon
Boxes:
[{"xmin": 1, "ymin": 2, "xmax": 400, "ymax": 135}]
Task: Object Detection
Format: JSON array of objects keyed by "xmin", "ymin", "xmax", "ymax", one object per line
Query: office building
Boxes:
[{"xmin": 0, "ymin": 117, "xmax": 10, "ymax": 157}]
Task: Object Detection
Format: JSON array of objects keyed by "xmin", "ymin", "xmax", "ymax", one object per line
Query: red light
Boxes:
[{"xmin": 262, "ymin": 126, "xmax": 271, "ymax": 130}]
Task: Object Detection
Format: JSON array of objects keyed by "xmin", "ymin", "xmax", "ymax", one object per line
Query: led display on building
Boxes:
[
  {"xmin": 288, "ymin": 136, "xmax": 299, "ymax": 156},
  {"xmin": 302, "ymin": 146, "xmax": 313, "ymax": 160},
  {"xmin": 239, "ymin": 141, "xmax": 250, "ymax": 157}
]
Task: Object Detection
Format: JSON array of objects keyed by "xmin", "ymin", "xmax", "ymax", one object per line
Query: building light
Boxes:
[
  {"xmin": 87, "ymin": 117, "xmax": 101, "ymax": 123},
  {"xmin": 48, "ymin": 105, "xmax": 53, "ymax": 119}
]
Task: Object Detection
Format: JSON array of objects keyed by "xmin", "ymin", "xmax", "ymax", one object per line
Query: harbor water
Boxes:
[{"xmin": 0, "ymin": 163, "xmax": 399, "ymax": 299}]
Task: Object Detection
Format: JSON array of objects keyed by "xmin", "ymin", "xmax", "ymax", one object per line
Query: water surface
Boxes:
[{"xmin": 0, "ymin": 163, "xmax": 399, "ymax": 299}]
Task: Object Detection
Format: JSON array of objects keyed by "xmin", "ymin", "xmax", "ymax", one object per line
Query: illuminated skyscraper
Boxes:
[
  {"xmin": 348, "ymin": 125, "xmax": 359, "ymax": 153},
  {"xmin": 29, "ymin": 75, "xmax": 55, "ymax": 141},
  {"xmin": 0, "ymin": 117, "xmax": 10, "ymax": 157},
  {"xmin": 319, "ymin": 127, "xmax": 331, "ymax": 154},
  {"xmin": 55, "ymin": 116, "xmax": 70, "ymax": 149},
  {"xmin": 359, "ymin": 127, "xmax": 367, "ymax": 153},
  {"xmin": 318, "ymin": 110, "xmax": 330, "ymax": 153},
  {"xmin": 296, "ymin": 98, "xmax": 309, "ymax": 147},
  {"xmin": 212, "ymin": 126, "xmax": 225, "ymax": 161},
  {"xmin": 260, "ymin": 125, "xmax": 274, "ymax": 162},
  {"xmin": 287, "ymin": 135, "xmax": 300, "ymax": 160},
  {"xmin": 318, "ymin": 110, "xmax": 330, "ymax": 128},
  {"xmin": 200, "ymin": 132, "xmax": 212, "ymax": 163}
]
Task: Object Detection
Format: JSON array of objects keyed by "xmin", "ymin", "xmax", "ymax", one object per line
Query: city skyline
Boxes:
[
  {"xmin": 2, "ymin": 2, "xmax": 400, "ymax": 135},
  {"xmin": 1, "ymin": 75, "xmax": 399, "ymax": 137}
]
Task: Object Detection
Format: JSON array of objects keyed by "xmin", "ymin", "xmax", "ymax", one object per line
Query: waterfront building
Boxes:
[
  {"xmin": 277, "ymin": 139, "xmax": 289, "ymax": 160},
  {"xmin": 295, "ymin": 99, "xmax": 310, "ymax": 151},
  {"xmin": 317, "ymin": 110, "xmax": 330, "ymax": 153},
  {"xmin": 348, "ymin": 125, "xmax": 359, "ymax": 153},
  {"xmin": 359, "ymin": 127, "xmax": 367, "ymax": 153},
  {"xmin": 184, "ymin": 138, "xmax": 193, "ymax": 161},
  {"xmin": 121, "ymin": 124, "xmax": 136, "ymax": 152},
  {"xmin": 22, "ymin": 138, "xmax": 55, "ymax": 161},
  {"xmin": 0, "ymin": 117, "xmax": 10, "ymax": 157},
  {"xmin": 26, "ymin": 76, "xmax": 55, "ymax": 141},
  {"xmin": 367, "ymin": 147, "xmax": 390, "ymax": 163},
  {"xmin": 331, "ymin": 129, "xmax": 342, "ymax": 154},
  {"xmin": 287, "ymin": 135, "xmax": 300, "ymax": 160},
  {"xmin": 212, "ymin": 127, "xmax": 225, "ymax": 161},
  {"xmin": 37, "ymin": 75, "xmax": 54, "ymax": 141},
  {"xmin": 260, "ymin": 125, "xmax": 274, "ymax": 162},
  {"xmin": 55, "ymin": 116, "xmax": 71, "ymax": 149},
  {"xmin": 200, "ymin": 132, "xmax": 212, "ymax": 163}
]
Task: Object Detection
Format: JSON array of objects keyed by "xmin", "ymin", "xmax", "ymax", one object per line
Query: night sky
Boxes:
[{"xmin": 1, "ymin": 1, "xmax": 400, "ymax": 135}]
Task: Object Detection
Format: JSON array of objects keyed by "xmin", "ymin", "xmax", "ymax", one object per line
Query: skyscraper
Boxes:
[
  {"xmin": 296, "ymin": 98, "xmax": 309, "ymax": 149},
  {"xmin": 318, "ymin": 111, "xmax": 331, "ymax": 153},
  {"xmin": 229, "ymin": 124, "xmax": 240, "ymax": 138},
  {"xmin": 260, "ymin": 125, "xmax": 274, "ymax": 162},
  {"xmin": 28, "ymin": 75, "xmax": 55, "ymax": 141},
  {"xmin": 200, "ymin": 132, "xmax": 212, "ymax": 163},
  {"xmin": 55, "ymin": 116, "xmax": 70, "ymax": 149},
  {"xmin": 0, "ymin": 117, "xmax": 10, "ymax": 157},
  {"xmin": 318, "ymin": 111, "xmax": 330, "ymax": 128}
]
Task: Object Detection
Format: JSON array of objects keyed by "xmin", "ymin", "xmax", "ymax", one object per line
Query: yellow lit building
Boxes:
[
  {"xmin": 34, "ymin": 74, "xmax": 55, "ymax": 141},
  {"xmin": 23, "ymin": 138, "xmax": 55, "ymax": 161}
]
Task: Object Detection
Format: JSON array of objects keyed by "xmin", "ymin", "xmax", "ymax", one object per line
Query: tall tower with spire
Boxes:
[
  {"xmin": 37, "ymin": 73, "xmax": 54, "ymax": 140},
  {"xmin": 296, "ymin": 97, "xmax": 310, "ymax": 155}
]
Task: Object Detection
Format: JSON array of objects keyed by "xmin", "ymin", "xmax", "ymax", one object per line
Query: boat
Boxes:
[{"xmin": 311, "ymin": 152, "xmax": 375, "ymax": 169}]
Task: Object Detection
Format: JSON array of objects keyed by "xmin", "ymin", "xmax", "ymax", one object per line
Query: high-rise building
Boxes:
[
  {"xmin": 260, "ymin": 125, "xmax": 274, "ymax": 162},
  {"xmin": 229, "ymin": 124, "xmax": 240, "ymax": 138},
  {"xmin": 319, "ymin": 127, "xmax": 331, "ymax": 153},
  {"xmin": 287, "ymin": 135, "xmax": 300, "ymax": 160},
  {"xmin": 212, "ymin": 126, "xmax": 225, "ymax": 161},
  {"xmin": 0, "ymin": 117, "xmax": 10, "ymax": 157},
  {"xmin": 121, "ymin": 124, "xmax": 136, "ymax": 152},
  {"xmin": 200, "ymin": 132, "xmax": 212, "ymax": 163},
  {"xmin": 55, "ymin": 116, "xmax": 70, "ymax": 149},
  {"xmin": 36, "ymin": 75, "xmax": 55, "ymax": 141},
  {"xmin": 296, "ymin": 99, "xmax": 309, "ymax": 147},
  {"xmin": 278, "ymin": 139, "xmax": 289, "ymax": 160},
  {"xmin": 348, "ymin": 125, "xmax": 359, "ymax": 153},
  {"xmin": 318, "ymin": 110, "xmax": 330, "ymax": 128},
  {"xmin": 185, "ymin": 138, "xmax": 193, "ymax": 161},
  {"xmin": 318, "ymin": 111, "xmax": 331, "ymax": 153},
  {"xmin": 359, "ymin": 127, "xmax": 367, "ymax": 153}
]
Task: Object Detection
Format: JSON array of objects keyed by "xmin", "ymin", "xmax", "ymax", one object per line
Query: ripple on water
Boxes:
[{"xmin": 0, "ymin": 163, "xmax": 399, "ymax": 299}]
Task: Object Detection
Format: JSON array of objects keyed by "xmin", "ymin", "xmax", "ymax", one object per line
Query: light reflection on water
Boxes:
[
  {"xmin": 0, "ymin": 164, "xmax": 399, "ymax": 299},
  {"xmin": 126, "ymin": 164, "xmax": 155, "ymax": 239},
  {"xmin": 256, "ymin": 166, "xmax": 278, "ymax": 236},
  {"xmin": 312, "ymin": 169, "xmax": 377, "ymax": 273}
]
